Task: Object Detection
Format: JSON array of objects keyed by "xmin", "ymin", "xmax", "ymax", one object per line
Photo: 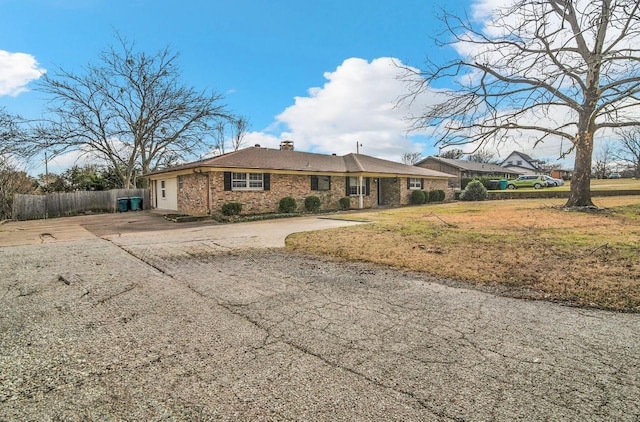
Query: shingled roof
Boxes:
[
  {"xmin": 147, "ymin": 147, "xmax": 453, "ymax": 178},
  {"xmin": 417, "ymin": 156, "xmax": 520, "ymax": 175}
]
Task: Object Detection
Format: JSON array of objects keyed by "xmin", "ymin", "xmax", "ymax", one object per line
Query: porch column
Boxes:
[{"xmin": 358, "ymin": 175, "xmax": 364, "ymax": 209}]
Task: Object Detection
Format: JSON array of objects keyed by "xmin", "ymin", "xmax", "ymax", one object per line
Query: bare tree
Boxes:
[
  {"xmin": 0, "ymin": 158, "xmax": 35, "ymax": 219},
  {"xmin": 401, "ymin": 152, "xmax": 422, "ymax": 165},
  {"xmin": 0, "ymin": 107, "xmax": 27, "ymax": 158},
  {"xmin": 467, "ymin": 148, "xmax": 497, "ymax": 164},
  {"xmin": 212, "ymin": 116, "xmax": 250, "ymax": 156},
  {"xmin": 404, "ymin": 0, "xmax": 640, "ymax": 207},
  {"xmin": 592, "ymin": 141, "xmax": 615, "ymax": 178},
  {"xmin": 615, "ymin": 128, "xmax": 640, "ymax": 178},
  {"xmin": 230, "ymin": 116, "xmax": 249, "ymax": 152},
  {"xmin": 437, "ymin": 148, "xmax": 464, "ymax": 159},
  {"xmin": 35, "ymin": 34, "xmax": 233, "ymax": 188}
]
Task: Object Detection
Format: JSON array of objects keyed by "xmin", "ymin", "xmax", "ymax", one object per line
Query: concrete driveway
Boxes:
[
  {"xmin": 0, "ymin": 211, "xmax": 364, "ymax": 247},
  {"xmin": 1, "ymin": 213, "xmax": 639, "ymax": 421}
]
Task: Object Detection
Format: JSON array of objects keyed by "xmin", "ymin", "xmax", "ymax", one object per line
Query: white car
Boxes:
[{"xmin": 543, "ymin": 175, "xmax": 564, "ymax": 187}]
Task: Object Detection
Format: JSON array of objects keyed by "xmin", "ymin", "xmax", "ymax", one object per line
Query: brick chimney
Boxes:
[{"xmin": 280, "ymin": 140, "xmax": 294, "ymax": 151}]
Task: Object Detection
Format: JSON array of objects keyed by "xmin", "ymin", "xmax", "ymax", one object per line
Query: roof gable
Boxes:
[{"xmin": 500, "ymin": 151, "xmax": 539, "ymax": 168}]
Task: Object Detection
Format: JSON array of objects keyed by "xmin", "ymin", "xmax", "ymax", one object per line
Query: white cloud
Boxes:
[
  {"xmin": 245, "ymin": 53, "xmax": 580, "ymax": 168},
  {"xmin": 251, "ymin": 57, "xmax": 442, "ymax": 161},
  {"xmin": 0, "ymin": 50, "xmax": 46, "ymax": 97}
]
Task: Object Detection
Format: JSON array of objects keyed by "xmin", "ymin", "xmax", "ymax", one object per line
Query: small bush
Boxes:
[
  {"xmin": 304, "ymin": 195, "xmax": 321, "ymax": 212},
  {"xmin": 339, "ymin": 196, "xmax": 351, "ymax": 210},
  {"xmin": 437, "ymin": 189, "xmax": 446, "ymax": 201},
  {"xmin": 410, "ymin": 189, "xmax": 426, "ymax": 205},
  {"xmin": 278, "ymin": 196, "xmax": 297, "ymax": 213},
  {"xmin": 422, "ymin": 190, "xmax": 431, "ymax": 203},
  {"xmin": 462, "ymin": 177, "xmax": 500, "ymax": 190},
  {"xmin": 428, "ymin": 190, "xmax": 440, "ymax": 202},
  {"xmin": 221, "ymin": 202, "xmax": 242, "ymax": 216},
  {"xmin": 460, "ymin": 180, "xmax": 487, "ymax": 201}
]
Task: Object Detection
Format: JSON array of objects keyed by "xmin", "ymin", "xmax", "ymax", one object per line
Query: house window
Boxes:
[
  {"xmin": 232, "ymin": 172, "xmax": 264, "ymax": 190},
  {"xmin": 517, "ymin": 160, "xmax": 523, "ymax": 166},
  {"xmin": 507, "ymin": 161, "xmax": 513, "ymax": 165},
  {"xmin": 348, "ymin": 176, "xmax": 366, "ymax": 195},
  {"xmin": 160, "ymin": 180, "xmax": 166, "ymax": 199},
  {"xmin": 178, "ymin": 175, "xmax": 183, "ymax": 190},
  {"xmin": 408, "ymin": 178, "xmax": 422, "ymax": 190},
  {"xmin": 311, "ymin": 175, "xmax": 331, "ymax": 191}
]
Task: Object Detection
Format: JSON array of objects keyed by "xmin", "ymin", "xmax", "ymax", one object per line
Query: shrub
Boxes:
[
  {"xmin": 461, "ymin": 178, "xmax": 472, "ymax": 190},
  {"xmin": 428, "ymin": 190, "xmax": 440, "ymax": 202},
  {"xmin": 422, "ymin": 190, "xmax": 431, "ymax": 203},
  {"xmin": 437, "ymin": 189, "xmax": 446, "ymax": 201},
  {"xmin": 221, "ymin": 202, "xmax": 242, "ymax": 216},
  {"xmin": 278, "ymin": 196, "xmax": 297, "ymax": 213},
  {"xmin": 410, "ymin": 189, "xmax": 426, "ymax": 205},
  {"xmin": 462, "ymin": 177, "xmax": 500, "ymax": 190},
  {"xmin": 460, "ymin": 180, "xmax": 487, "ymax": 201},
  {"xmin": 339, "ymin": 196, "xmax": 351, "ymax": 210},
  {"xmin": 304, "ymin": 195, "xmax": 321, "ymax": 212}
]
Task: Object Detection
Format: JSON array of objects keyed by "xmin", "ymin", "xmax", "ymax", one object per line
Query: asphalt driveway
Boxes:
[{"xmin": 1, "ymin": 213, "xmax": 639, "ymax": 420}]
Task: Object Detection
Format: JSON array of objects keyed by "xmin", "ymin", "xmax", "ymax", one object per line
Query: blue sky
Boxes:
[{"xmin": 0, "ymin": 0, "xmax": 571, "ymax": 174}]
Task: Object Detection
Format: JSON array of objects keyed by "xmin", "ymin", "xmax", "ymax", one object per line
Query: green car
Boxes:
[{"xmin": 506, "ymin": 175, "xmax": 546, "ymax": 189}]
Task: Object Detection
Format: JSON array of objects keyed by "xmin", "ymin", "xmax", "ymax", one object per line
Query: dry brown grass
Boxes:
[{"xmin": 287, "ymin": 196, "xmax": 640, "ymax": 311}]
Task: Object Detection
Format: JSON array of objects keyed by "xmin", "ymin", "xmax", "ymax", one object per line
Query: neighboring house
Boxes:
[
  {"xmin": 499, "ymin": 151, "xmax": 545, "ymax": 175},
  {"xmin": 415, "ymin": 156, "xmax": 520, "ymax": 188},
  {"xmin": 550, "ymin": 168, "xmax": 573, "ymax": 180},
  {"xmin": 145, "ymin": 141, "xmax": 453, "ymax": 215}
]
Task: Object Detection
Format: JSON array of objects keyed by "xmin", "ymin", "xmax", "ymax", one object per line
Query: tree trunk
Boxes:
[{"xmin": 565, "ymin": 133, "xmax": 595, "ymax": 208}]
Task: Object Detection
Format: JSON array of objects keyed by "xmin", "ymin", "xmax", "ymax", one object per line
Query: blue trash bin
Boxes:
[
  {"xmin": 130, "ymin": 196, "xmax": 142, "ymax": 211},
  {"xmin": 117, "ymin": 197, "xmax": 129, "ymax": 212}
]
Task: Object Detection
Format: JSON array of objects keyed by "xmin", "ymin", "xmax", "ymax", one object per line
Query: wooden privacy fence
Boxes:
[{"xmin": 12, "ymin": 189, "xmax": 150, "ymax": 221}]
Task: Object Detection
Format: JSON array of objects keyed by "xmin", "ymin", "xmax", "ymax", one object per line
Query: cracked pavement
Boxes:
[{"xmin": 1, "ymin": 216, "xmax": 639, "ymax": 421}]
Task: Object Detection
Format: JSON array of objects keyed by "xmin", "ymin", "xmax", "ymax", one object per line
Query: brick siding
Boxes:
[{"xmin": 176, "ymin": 171, "xmax": 450, "ymax": 215}]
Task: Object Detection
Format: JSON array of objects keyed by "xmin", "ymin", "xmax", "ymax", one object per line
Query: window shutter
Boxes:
[
  {"xmin": 407, "ymin": 178, "xmax": 411, "ymax": 189},
  {"xmin": 263, "ymin": 173, "xmax": 270, "ymax": 191},
  {"xmin": 224, "ymin": 172, "xmax": 231, "ymax": 191},
  {"xmin": 421, "ymin": 179, "xmax": 424, "ymax": 189},
  {"xmin": 310, "ymin": 175, "xmax": 318, "ymax": 191},
  {"xmin": 365, "ymin": 177, "xmax": 370, "ymax": 196},
  {"xmin": 328, "ymin": 176, "xmax": 332, "ymax": 190},
  {"xmin": 345, "ymin": 177, "xmax": 350, "ymax": 196}
]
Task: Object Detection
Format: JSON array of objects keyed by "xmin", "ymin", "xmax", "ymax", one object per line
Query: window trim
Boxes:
[
  {"xmin": 231, "ymin": 172, "xmax": 264, "ymax": 191},
  {"xmin": 408, "ymin": 178, "xmax": 422, "ymax": 190},
  {"xmin": 348, "ymin": 176, "xmax": 365, "ymax": 196},
  {"xmin": 311, "ymin": 175, "xmax": 331, "ymax": 191}
]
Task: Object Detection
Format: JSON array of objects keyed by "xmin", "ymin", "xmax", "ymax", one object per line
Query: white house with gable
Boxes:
[{"xmin": 500, "ymin": 151, "xmax": 545, "ymax": 175}]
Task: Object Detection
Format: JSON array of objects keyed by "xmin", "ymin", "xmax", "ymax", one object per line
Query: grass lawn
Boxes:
[
  {"xmin": 589, "ymin": 178, "xmax": 640, "ymax": 190},
  {"xmin": 505, "ymin": 177, "xmax": 640, "ymax": 192},
  {"xmin": 287, "ymin": 195, "xmax": 640, "ymax": 312}
]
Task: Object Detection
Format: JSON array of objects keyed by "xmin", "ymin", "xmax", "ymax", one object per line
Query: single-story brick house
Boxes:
[
  {"xmin": 415, "ymin": 156, "xmax": 521, "ymax": 188},
  {"xmin": 145, "ymin": 142, "xmax": 453, "ymax": 215}
]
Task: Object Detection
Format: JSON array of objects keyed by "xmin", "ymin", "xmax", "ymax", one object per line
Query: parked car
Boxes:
[
  {"xmin": 506, "ymin": 175, "xmax": 546, "ymax": 189},
  {"xmin": 608, "ymin": 173, "xmax": 621, "ymax": 179},
  {"xmin": 542, "ymin": 175, "xmax": 564, "ymax": 187}
]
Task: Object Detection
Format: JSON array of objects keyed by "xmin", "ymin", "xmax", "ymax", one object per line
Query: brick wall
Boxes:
[
  {"xmin": 177, "ymin": 173, "xmax": 209, "ymax": 215},
  {"xmin": 208, "ymin": 172, "xmax": 366, "ymax": 214},
  {"xmin": 398, "ymin": 178, "xmax": 450, "ymax": 204},
  {"xmin": 175, "ymin": 171, "xmax": 451, "ymax": 215}
]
